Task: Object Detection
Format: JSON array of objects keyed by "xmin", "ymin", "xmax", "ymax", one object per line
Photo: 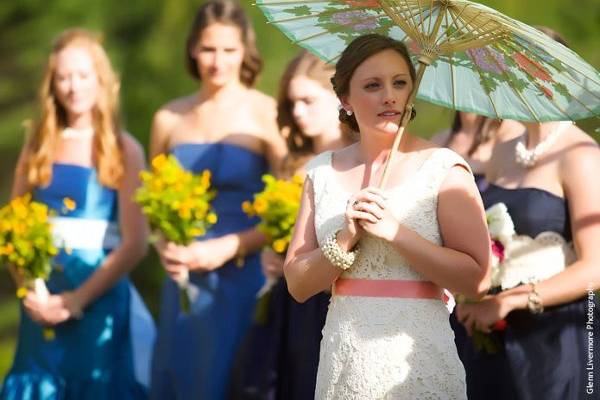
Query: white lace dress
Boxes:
[{"xmin": 309, "ymin": 148, "xmax": 468, "ymax": 400}]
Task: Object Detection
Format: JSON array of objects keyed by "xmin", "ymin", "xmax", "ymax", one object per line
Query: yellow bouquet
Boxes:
[
  {"xmin": 0, "ymin": 194, "xmax": 58, "ymax": 339},
  {"xmin": 242, "ymin": 174, "xmax": 303, "ymax": 255},
  {"xmin": 134, "ymin": 154, "xmax": 217, "ymax": 313}
]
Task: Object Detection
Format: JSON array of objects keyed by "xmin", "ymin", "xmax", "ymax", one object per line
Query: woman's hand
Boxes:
[
  {"xmin": 351, "ymin": 187, "xmax": 399, "ymax": 242},
  {"xmin": 162, "ymin": 239, "xmax": 230, "ymax": 274},
  {"xmin": 23, "ymin": 291, "xmax": 70, "ymax": 326},
  {"xmin": 261, "ymin": 248, "xmax": 285, "ymax": 280},
  {"xmin": 455, "ymin": 294, "xmax": 514, "ymax": 335},
  {"xmin": 340, "ymin": 187, "xmax": 388, "ymax": 250}
]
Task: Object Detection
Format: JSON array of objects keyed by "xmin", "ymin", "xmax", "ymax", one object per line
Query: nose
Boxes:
[
  {"xmin": 292, "ymin": 102, "xmax": 306, "ymax": 120},
  {"xmin": 211, "ymin": 50, "xmax": 222, "ymax": 68},
  {"xmin": 69, "ymin": 76, "xmax": 82, "ymax": 93},
  {"xmin": 382, "ymin": 85, "xmax": 396, "ymax": 106}
]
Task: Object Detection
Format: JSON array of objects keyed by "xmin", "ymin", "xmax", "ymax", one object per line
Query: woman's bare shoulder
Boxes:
[{"xmin": 151, "ymin": 94, "xmax": 197, "ymax": 134}]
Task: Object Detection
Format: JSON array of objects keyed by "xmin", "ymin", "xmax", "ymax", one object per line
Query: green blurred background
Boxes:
[{"xmin": 0, "ymin": 0, "xmax": 598, "ymax": 379}]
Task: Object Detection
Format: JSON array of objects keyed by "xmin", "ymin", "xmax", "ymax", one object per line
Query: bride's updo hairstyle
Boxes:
[{"xmin": 330, "ymin": 34, "xmax": 417, "ymax": 132}]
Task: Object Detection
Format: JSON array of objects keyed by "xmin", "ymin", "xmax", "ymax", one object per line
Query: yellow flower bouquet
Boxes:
[
  {"xmin": 134, "ymin": 154, "xmax": 217, "ymax": 313},
  {"xmin": 242, "ymin": 174, "xmax": 303, "ymax": 255},
  {"xmin": 0, "ymin": 194, "xmax": 58, "ymax": 339},
  {"xmin": 243, "ymin": 174, "xmax": 303, "ymax": 317}
]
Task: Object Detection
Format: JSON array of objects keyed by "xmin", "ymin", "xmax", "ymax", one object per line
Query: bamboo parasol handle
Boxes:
[{"xmin": 378, "ymin": 62, "xmax": 427, "ymax": 189}]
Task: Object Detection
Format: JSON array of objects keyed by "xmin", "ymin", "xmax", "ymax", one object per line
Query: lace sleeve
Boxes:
[{"xmin": 428, "ymin": 148, "xmax": 474, "ymax": 193}]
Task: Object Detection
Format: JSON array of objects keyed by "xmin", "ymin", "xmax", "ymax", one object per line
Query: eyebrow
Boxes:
[{"xmin": 360, "ymin": 73, "xmax": 410, "ymax": 81}]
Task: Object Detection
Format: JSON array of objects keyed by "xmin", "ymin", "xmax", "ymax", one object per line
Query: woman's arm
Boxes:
[
  {"xmin": 63, "ymin": 134, "xmax": 149, "ymax": 314},
  {"xmin": 502, "ymin": 138, "xmax": 600, "ymax": 309},
  {"xmin": 149, "ymin": 107, "xmax": 177, "ymax": 159},
  {"xmin": 283, "ymin": 178, "xmax": 344, "ymax": 302},
  {"xmin": 359, "ymin": 166, "xmax": 491, "ymax": 299},
  {"xmin": 457, "ymin": 136, "xmax": 600, "ymax": 334}
]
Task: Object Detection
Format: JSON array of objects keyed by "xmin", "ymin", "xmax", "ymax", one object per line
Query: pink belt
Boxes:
[{"xmin": 334, "ymin": 278, "xmax": 444, "ymax": 300}]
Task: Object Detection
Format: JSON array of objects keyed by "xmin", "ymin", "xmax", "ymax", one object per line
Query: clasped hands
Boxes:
[
  {"xmin": 155, "ymin": 237, "xmax": 230, "ymax": 282},
  {"xmin": 338, "ymin": 187, "xmax": 400, "ymax": 250},
  {"xmin": 23, "ymin": 290, "xmax": 83, "ymax": 327}
]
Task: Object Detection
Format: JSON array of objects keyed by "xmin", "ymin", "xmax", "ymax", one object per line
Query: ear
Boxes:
[{"xmin": 340, "ymin": 95, "xmax": 352, "ymax": 112}]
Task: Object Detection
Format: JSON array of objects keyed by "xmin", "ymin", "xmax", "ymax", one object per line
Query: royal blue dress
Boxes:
[
  {"xmin": 150, "ymin": 142, "xmax": 267, "ymax": 400},
  {"xmin": 452, "ymin": 184, "xmax": 600, "ymax": 400},
  {"xmin": 1, "ymin": 164, "xmax": 153, "ymax": 400}
]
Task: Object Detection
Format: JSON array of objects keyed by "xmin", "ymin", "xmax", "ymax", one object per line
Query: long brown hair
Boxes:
[
  {"xmin": 26, "ymin": 28, "xmax": 124, "ymax": 189},
  {"xmin": 278, "ymin": 51, "xmax": 353, "ymax": 176},
  {"xmin": 186, "ymin": 0, "xmax": 262, "ymax": 87},
  {"xmin": 331, "ymin": 34, "xmax": 417, "ymax": 132}
]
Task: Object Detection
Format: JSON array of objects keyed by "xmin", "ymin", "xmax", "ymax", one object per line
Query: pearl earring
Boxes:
[{"xmin": 346, "ymin": 109, "xmax": 353, "ymax": 116}]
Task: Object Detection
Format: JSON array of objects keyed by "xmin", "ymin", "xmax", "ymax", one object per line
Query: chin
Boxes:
[
  {"xmin": 205, "ymin": 75, "xmax": 235, "ymax": 87},
  {"xmin": 376, "ymin": 123, "xmax": 402, "ymax": 135},
  {"xmin": 65, "ymin": 104, "xmax": 94, "ymax": 116},
  {"xmin": 301, "ymin": 128, "xmax": 321, "ymax": 138}
]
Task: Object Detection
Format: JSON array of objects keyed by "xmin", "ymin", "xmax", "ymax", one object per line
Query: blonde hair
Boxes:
[{"xmin": 26, "ymin": 28, "xmax": 124, "ymax": 189}]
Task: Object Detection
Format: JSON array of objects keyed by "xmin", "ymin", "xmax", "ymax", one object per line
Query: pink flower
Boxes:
[
  {"xmin": 491, "ymin": 239, "xmax": 505, "ymax": 263},
  {"xmin": 467, "ymin": 47, "xmax": 508, "ymax": 75},
  {"xmin": 540, "ymin": 85, "xmax": 554, "ymax": 99},
  {"xmin": 492, "ymin": 319, "xmax": 508, "ymax": 331},
  {"xmin": 331, "ymin": 10, "xmax": 378, "ymax": 31},
  {"xmin": 512, "ymin": 52, "xmax": 553, "ymax": 82}
]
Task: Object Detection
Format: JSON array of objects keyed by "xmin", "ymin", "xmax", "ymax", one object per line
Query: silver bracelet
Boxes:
[{"xmin": 321, "ymin": 229, "xmax": 359, "ymax": 270}]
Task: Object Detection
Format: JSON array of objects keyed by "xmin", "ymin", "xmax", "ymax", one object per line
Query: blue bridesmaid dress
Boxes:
[
  {"xmin": 453, "ymin": 184, "xmax": 600, "ymax": 400},
  {"xmin": 150, "ymin": 142, "xmax": 268, "ymax": 400},
  {"xmin": 1, "ymin": 163, "xmax": 154, "ymax": 400}
]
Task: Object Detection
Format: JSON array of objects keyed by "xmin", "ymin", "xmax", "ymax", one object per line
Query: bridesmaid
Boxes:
[
  {"xmin": 231, "ymin": 51, "xmax": 353, "ymax": 400},
  {"xmin": 149, "ymin": 1, "xmax": 286, "ymax": 399},
  {"xmin": 431, "ymin": 112, "xmax": 522, "ymax": 191},
  {"xmin": 1, "ymin": 29, "xmax": 151, "ymax": 399},
  {"xmin": 455, "ymin": 27, "xmax": 600, "ymax": 400}
]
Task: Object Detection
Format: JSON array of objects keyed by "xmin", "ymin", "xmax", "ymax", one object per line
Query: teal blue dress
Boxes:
[
  {"xmin": 1, "ymin": 164, "xmax": 154, "ymax": 400},
  {"xmin": 150, "ymin": 143, "xmax": 267, "ymax": 400}
]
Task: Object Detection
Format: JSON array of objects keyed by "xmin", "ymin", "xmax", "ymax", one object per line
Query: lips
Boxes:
[{"xmin": 377, "ymin": 110, "xmax": 402, "ymax": 117}]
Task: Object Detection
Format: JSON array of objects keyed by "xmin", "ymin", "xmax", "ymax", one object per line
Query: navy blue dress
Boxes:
[
  {"xmin": 230, "ymin": 249, "xmax": 329, "ymax": 399},
  {"xmin": 453, "ymin": 184, "xmax": 600, "ymax": 400},
  {"xmin": 150, "ymin": 143, "xmax": 268, "ymax": 400}
]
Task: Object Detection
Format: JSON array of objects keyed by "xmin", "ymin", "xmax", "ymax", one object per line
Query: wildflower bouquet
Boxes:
[
  {"xmin": 0, "ymin": 194, "xmax": 58, "ymax": 339},
  {"xmin": 134, "ymin": 154, "xmax": 217, "ymax": 313},
  {"xmin": 242, "ymin": 174, "xmax": 303, "ymax": 255},
  {"xmin": 243, "ymin": 174, "xmax": 303, "ymax": 306}
]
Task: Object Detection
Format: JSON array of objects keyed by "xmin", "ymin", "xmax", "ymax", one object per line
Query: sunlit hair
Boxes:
[
  {"xmin": 186, "ymin": 0, "xmax": 262, "ymax": 87},
  {"xmin": 534, "ymin": 25, "xmax": 570, "ymax": 48},
  {"xmin": 331, "ymin": 34, "xmax": 417, "ymax": 132},
  {"xmin": 26, "ymin": 28, "xmax": 124, "ymax": 189}
]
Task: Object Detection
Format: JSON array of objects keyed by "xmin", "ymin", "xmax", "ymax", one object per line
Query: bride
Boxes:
[{"xmin": 283, "ymin": 34, "xmax": 492, "ymax": 399}]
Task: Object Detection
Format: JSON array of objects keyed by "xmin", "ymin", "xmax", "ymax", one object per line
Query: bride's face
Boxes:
[{"xmin": 342, "ymin": 49, "xmax": 413, "ymax": 136}]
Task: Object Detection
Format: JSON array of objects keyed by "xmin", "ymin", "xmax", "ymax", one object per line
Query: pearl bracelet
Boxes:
[{"xmin": 321, "ymin": 229, "xmax": 359, "ymax": 271}]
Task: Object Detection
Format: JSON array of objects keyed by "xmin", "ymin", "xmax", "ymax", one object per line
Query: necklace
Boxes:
[
  {"xmin": 60, "ymin": 126, "xmax": 94, "ymax": 139},
  {"xmin": 514, "ymin": 121, "xmax": 570, "ymax": 168}
]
